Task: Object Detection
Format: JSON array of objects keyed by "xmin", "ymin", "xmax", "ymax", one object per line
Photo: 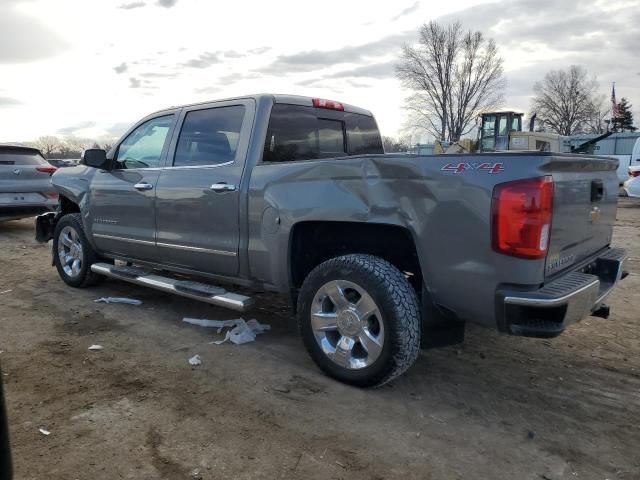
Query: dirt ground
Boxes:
[{"xmin": 0, "ymin": 199, "xmax": 639, "ymax": 480}]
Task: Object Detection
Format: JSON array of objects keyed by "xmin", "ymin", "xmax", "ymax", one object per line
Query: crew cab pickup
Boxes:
[{"xmin": 35, "ymin": 94, "xmax": 627, "ymax": 387}]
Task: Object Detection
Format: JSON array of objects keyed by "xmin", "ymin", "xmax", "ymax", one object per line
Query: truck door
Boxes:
[
  {"xmin": 89, "ymin": 113, "xmax": 177, "ymax": 261},
  {"xmin": 154, "ymin": 99, "xmax": 255, "ymax": 277}
]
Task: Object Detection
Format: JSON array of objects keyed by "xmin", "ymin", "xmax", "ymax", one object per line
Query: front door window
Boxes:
[{"xmin": 115, "ymin": 115, "xmax": 173, "ymax": 169}]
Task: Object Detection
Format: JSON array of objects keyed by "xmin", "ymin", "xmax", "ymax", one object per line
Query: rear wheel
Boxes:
[
  {"xmin": 298, "ymin": 254, "xmax": 421, "ymax": 387},
  {"xmin": 53, "ymin": 213, "xmax": 104, "ymax": 287}
]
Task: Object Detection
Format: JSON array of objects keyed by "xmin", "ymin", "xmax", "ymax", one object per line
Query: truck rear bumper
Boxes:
[{"xmin": 496, "ymin": 248, "xmax": 627, "ymax": 338}]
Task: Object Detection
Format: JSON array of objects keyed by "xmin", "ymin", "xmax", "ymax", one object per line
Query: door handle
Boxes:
[
  {"xmin": 134, "ymin": 182, "xmax": 154, "ymax": 191},
  {"xmin": 210, "ymin": 182, "xmax": 236, "ymax": 192}
]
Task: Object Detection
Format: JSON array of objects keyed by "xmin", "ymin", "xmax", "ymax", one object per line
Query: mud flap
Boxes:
[
  {"xmin": 421, "ymin": 286, "xmax": 465, "ymax": 349},
  {"xmin": 34, "ymin": 212, "xmax": 57, "ymax": 243}
]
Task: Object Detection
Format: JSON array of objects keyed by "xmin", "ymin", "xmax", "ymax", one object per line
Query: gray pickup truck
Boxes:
[{"xmin": 35, "ymin": 94, "xmax": 627, "ymax": 387}]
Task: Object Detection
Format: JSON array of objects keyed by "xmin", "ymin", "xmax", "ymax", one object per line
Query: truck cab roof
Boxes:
[{"xmin": 156, "ymin": 94, "xmax": 374, "ymax": 117}]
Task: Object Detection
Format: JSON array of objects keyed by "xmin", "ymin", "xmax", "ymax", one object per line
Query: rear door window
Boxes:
[
  {"xmin": 263, "ymin": 104, "xmax": 382, "ymax": 162},
  {"xmin": 0, "ymin": 150, "xmax": 47, "ymax": 165},
  {"xmin": 173, "ymin": 105, "xmax": 246, "ymax": 167}
]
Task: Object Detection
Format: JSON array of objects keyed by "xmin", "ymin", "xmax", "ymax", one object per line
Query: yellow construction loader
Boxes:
[{"xmin": 477, "ymin": 111, "xmax": 611, "ymax": 154}]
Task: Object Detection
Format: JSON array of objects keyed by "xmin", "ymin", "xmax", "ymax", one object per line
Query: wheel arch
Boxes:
[
  {"xmin": 59, "ymin": 195, "xmax": 81, "ymax": 215},
  {"xmin": 289, "ymin": 220, "xmax": 423, "ymax": 296}
]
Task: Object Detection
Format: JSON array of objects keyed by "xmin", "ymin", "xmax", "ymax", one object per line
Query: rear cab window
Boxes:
[
  {"xmin": 0, "ymin": 149, "xmax": 47, "ymax": 166},
  {"xmin": 262, "ymin": 104, "xmax": 383, "ymax": 162}
]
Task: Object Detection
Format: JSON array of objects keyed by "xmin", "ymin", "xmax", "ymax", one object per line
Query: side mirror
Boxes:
[{"xmin": 81, "ymin": 149, "xmax": 110, "ymax": 169}]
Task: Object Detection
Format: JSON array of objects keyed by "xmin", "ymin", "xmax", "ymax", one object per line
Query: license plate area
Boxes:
[{"xmin": 0, "ymin": 193, "xmax": 44, "ymax": 204}]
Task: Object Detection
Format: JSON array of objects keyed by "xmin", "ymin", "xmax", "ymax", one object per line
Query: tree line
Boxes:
[
  {"xmin": 29, "ymin": 136, "xmax": 113, "ymax": 159},
  {"xmin": 393, "ymin": 21, "xmax": 635, "ymax": 145}
]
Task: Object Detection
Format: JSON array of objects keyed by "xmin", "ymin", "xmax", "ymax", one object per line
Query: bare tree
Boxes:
[
  {"xmin": 583, "ymin": 94, "xmax": 609, "ymax": 134},
  {"xmin": 531, "ymin": 66, "xmax": 600, "ymax": 136},
  {"xmin": 33, "ymin": 136, "xmax": 61, "ymax": 158},
  {"xmin": 396, "ymin": 21, "xmax": 505, "ymax": 142},
  {"xmin": 382, "ymin": 136, "xmax": 411, "ymax": 153},
  {"xmin": 64, "ymin": 136, "xmax": 95, "ymax": 152}
]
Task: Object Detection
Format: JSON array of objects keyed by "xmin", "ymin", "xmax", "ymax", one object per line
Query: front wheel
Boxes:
[
  {"xmin": 298, "ymin": 254, "xmax": 421, "ymax": 387},
  {"xmin": 53, "ymin": 213, "xmax": 104, "ymax": 288}
]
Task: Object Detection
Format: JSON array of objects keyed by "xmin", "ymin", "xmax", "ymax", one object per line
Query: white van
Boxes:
[{"xmin": 611, "ymin": 137, "xmax": 640, "ymax": 183}]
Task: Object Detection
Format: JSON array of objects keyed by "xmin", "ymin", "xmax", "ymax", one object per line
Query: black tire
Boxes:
[
  {"xmin": 53, "ymin": 213, "xmax": 104, "ymax": 288},
  {"xmin": 298, "ymin": 254, "xmax": 421, "ymax": 387}
]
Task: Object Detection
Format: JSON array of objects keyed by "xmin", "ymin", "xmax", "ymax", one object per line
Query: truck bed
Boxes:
[{"xmin": 248, "ymin": 151, "xmax": 620, "ymax": 329}]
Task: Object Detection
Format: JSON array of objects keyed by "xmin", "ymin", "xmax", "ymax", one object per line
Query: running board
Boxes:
[{"xmin": 90, "ymin": 263, "xmax": 253, "ymax": 312}]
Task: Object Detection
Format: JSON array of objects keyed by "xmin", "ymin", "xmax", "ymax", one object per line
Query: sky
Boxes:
[{"xmin": 0, "ymin": 0, "xmax": 639, "ymax": 144}]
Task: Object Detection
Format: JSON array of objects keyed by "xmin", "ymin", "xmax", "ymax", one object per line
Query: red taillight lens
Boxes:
[
  {"xmin": 46, "ymin": 193, "xmax": 59, "ymax": 199},
  {"xmin": 629, "ymin": 169, "xmax": 640, "ymax": 178},
  {"xmin": 492, "ymin": 176, "xmax": 553, "ymax": 259},
  {"xmin": 36, "ymin": 165, "xmax": 57, "ymax": 174},
  {"xmin": 312, "ymin": 98, "xmax": 345, "ymax": 111}
]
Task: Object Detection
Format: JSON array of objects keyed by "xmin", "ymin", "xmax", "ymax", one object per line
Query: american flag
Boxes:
[{"xmin": 611, "ymin": 83, "xmax": 620, "ymax": 118}]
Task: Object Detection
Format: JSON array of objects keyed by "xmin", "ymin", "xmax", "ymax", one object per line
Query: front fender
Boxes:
[{"xmin": 51, "ymin": 165, "xmax": 96, "ymax": 211}]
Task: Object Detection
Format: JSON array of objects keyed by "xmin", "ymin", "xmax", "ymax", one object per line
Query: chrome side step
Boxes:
[{"xmin": 90, "ymin": 262, "xmax": 253, "ymax": 312}]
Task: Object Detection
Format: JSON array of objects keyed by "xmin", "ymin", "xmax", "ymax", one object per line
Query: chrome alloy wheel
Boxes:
[
  {"xmin": 310, "ymin": 280, "xmax": 385, "ymax": 370},
  {"xmin": 57, "ymin": 225, "xmax": 84, "ymax": 278}
]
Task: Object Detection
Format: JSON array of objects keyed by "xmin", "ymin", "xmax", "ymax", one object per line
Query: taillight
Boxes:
[
  {"xmin": 36, "ymin": 165, "xmax": 57, "ymax": 174},
  {"xmin": 312, "ymin": 98, "xmax": 345, "ymax": 111},
  {"xmin": 629, "ymin": 169, "xmax": 640, "ymax": 178},
  {"xmin": 46, "ymin": 193, "xmax": 59, "ymax": 199},
  {"xmin": 492, "ymin": 176, "xmax": 554, "ymax": 259}
]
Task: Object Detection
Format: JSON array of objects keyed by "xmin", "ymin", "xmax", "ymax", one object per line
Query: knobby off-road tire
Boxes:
[
  {"xmin": 53, "ymin": 213, "xmax": 104, "ymax": 288},
  {"xmin": 298, "ymin": 254, "xmax": 421, "ymax": 387}
]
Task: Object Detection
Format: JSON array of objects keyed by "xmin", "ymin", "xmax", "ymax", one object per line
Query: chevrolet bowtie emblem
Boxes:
[{"xmin": 590, "ymin": 206, "xmax": 601, "ymax": 222}]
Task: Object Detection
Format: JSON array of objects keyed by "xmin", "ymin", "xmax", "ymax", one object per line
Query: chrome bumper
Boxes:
[{"xmin": 497, "ymin": 248, "xmax": 627, "ymax": 337}]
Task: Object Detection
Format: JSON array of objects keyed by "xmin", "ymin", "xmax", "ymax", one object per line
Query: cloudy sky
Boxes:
[{"xmin": 1, "ymin": 0, "xmax": 639, "ymax": 143}]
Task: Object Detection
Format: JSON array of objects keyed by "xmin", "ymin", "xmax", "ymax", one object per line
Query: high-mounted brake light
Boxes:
[
  {"xmin": 312, "ymin": 98, "xmax": 345, "ymax": 111},
  {"xmin": 491, "ymin": 176, "xmax": 554, "ymax": 259},
  {"xmin": 36, "ymin": 165, "xmax": 57, "ymax": 174}
]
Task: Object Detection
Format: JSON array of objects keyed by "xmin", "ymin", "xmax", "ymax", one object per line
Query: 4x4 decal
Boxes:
[{"xmin": 440, "ymin": 162, "xmax": 504, "ymax": 174}]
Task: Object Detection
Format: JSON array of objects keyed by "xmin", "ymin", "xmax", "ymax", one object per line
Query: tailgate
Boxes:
[{"xmin": 545, "ymin": 155, "xmax": 619, "ymax": 277}]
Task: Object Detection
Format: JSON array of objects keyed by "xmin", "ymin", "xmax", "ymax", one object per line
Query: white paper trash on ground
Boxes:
[
  {"xmin": 94, "ymin": 297, "xmax": 142, "ymax": 305},
  {"xmin": 188, "ymin": 354, "xmax": 202, "ymax": 366},
  {"xmin": 88, "ymin": 345, "xmax": 104, "ymax": 351},
  {"xmin": 182, "ymin": 317, "xmax": 270, "ymax": 345},
  {"xmin": 39, "ymin": 428, "xmax": 51, "ymax": 436},
  {"xmin": 214, "ymin": 319, "xmax": 270, "ymax": 345}
]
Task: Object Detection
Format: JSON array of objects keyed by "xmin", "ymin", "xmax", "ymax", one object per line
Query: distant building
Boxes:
[
  {"xmin": 567, "ymin": 132, "xmax": 640, "ymax": 183},
  {"xmin": 409, "ymin": 143, "xmax": 435, "ymax": 155},
  {"xmin": 567, "ymin": 132, "xmax": 640, "ymax": 156}
]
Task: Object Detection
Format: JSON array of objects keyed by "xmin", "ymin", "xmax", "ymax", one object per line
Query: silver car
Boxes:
[{"xmin": 0, "ymin": 144, "xmax": 58, "ymax": 221}]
